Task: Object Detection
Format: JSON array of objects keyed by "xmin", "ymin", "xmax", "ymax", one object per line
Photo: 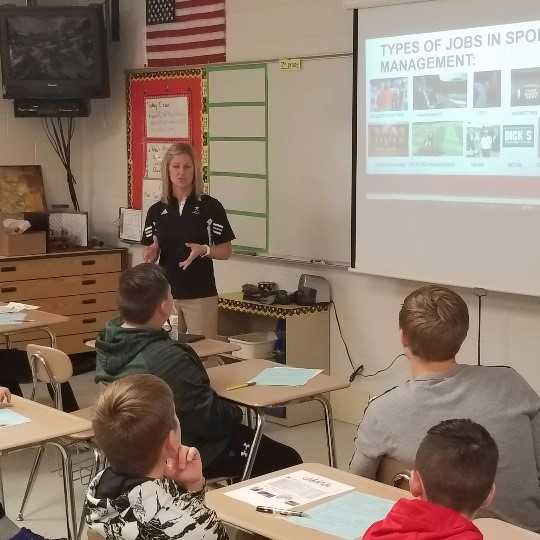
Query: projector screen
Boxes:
[{"xmin": 353, "ymin": 0, "xmax": 540, "ymax": 296}]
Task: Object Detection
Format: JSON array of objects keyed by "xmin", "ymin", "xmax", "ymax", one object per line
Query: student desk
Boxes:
[
  {"xmin": 206, "ymin": 462, "xmax": 407, "ymax": 539},
  {"xmin": 206, "ymin": 463, "xmax": 537, "ymax": 540},
  {"xmin": 475, "ymin": 518, "xmax": 539, "ymax": 539},
  {"xmin": 207, "ymin": 360, "xmax": 349, "ymax": 480},
  {"xmin": 84, "ymin": 337, "xmax": 240, "ymax": 358},
  {"xmin": 0, "ymin": 308, "xmax": 68, "ymax": 349},
  {"xmin": 0, "ymin": 395, "xmax": 92, "ymax": 540}
]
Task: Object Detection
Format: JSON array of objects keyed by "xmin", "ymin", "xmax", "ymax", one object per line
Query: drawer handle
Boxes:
[
  {"xmin": 82, "ymin": 260, "xmax": 96, "ymax": 266},
  {"xmin": 82, "ymin": 298, "xmax": 97, "ymax": 305},
  {"xmin": 83, "ymin": 317, "xmax": 97, "ymax": 324},
  {"xmin": 82, "ymin": 279, "xmax": 96, "ymax": 285},
  {"xmin": 1, "ymin": 266, "xmax": 16, "ymax": 273},
  {"xmin": 1, "ymin": 287, "xmax": 16, "ymax": 293}
]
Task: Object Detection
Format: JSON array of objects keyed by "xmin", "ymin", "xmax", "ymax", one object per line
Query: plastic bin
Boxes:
[{"xmin": 228, "ymin": 331, "xmax": 277, "ymax": 359}]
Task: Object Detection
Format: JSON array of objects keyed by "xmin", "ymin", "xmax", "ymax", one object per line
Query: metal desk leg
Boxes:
[
  {"xmin": 241, "ymin": 408, "xmax": 266, "ymax": 481},
  {"xmin": 43, "ymin": 327, "xmax": 57, "ymax": 348},
  {"xmin": 314, "ymin": 396, "xmax": 337, "ymax": 468},
  {"xmin": 46, "ymin": 441, "xmax": 76, "ymax": 540},
  {"xmin": 0, "ymin": 451, "xmax": 4, "ymax": 509}
]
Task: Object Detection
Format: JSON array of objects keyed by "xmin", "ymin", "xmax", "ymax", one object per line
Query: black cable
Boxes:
[
  {"xmin": 473, "ymin": 288, "xmax": 487, "ymax": 366},
  {"xmin": 359, "ymin": 353, "xmax": 405, "ymax": 378},
  {"xmin": 330, "ymin": 300, "xmax": 356, "ymax": 373},
  {"xmin": 331, "ymin": 300, "xmax": 403, "ymax": 382},
  {"xmin": 478, "ymin": 295, "xmax": 482, "ymax": 366}
]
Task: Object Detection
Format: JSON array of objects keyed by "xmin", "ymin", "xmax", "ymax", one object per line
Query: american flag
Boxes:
[{"xmin": 146, "ymin": 0, "xmax": 226, "ymax": 68}]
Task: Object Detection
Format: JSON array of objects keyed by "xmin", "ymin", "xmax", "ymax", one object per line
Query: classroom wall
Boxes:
[{"xmin": 30, "ymin": 0, "xmax": 540, "ymax": 425}]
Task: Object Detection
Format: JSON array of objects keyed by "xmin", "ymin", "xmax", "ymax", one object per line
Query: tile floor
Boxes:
[{"xmin": 2, "ymin": 371, "xmax": 358, "ymax": 539}]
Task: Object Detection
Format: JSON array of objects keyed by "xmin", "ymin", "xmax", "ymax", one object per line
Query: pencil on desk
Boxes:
[{"xmin": 226, "ymin": 381, "xmax": 256, "ymax": 391}]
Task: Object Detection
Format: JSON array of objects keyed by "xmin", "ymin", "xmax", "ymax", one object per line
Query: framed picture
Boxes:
[
  {"xmin": 48, "ymin": 212, "xmax": 88, "ymax": 250},
  {"xmin": 0, "ymin": 165, "xmax": 46, "ymax": 214}
]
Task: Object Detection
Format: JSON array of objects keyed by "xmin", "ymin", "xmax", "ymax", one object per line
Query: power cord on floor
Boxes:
[{"xmin": 331, "ymin": 300, "xmax": 404, "ymax": 382}]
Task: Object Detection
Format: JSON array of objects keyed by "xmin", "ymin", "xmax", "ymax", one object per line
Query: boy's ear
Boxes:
[
  {"xmin": 482, "ymin": 483, "xmax": 496, "ymax": 508},
  {"xmin": 410, "ymin": 470, "xmax": 426, "ymax": 499},
  {"xmin": 400, "ymin": 329, "xmax": 409, "ymax": 348}
]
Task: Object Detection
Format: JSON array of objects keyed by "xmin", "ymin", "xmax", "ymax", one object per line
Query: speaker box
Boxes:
[{"xmin": 14, "ymin": 99, "xmax": 91, "ymax": 118}]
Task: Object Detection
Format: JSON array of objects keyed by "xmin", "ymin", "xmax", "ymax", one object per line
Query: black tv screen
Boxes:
[{"xmin": 0, "ymin": 5, "xmax": 110, "ymax": 99}]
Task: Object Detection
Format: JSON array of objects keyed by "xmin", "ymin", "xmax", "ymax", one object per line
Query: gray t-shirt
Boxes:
[{"xmin": 350, "ymin": 364, "xmax": 540, "ymax": 531}]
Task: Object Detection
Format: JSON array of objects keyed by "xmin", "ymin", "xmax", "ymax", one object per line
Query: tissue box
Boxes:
[{"xmin": 0, "ymin": 230, "xmax": 46, "ymax": 256}]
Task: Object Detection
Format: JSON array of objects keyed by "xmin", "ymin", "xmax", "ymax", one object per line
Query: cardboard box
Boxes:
[{"xmin": 0, "ymin": 230, "xmax": 46, "ymax": 256}]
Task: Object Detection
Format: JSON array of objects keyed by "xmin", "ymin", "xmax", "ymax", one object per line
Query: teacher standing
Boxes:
[{"xmin": 142, "ymin": 143, "xmax": 234, "ymax": 338}]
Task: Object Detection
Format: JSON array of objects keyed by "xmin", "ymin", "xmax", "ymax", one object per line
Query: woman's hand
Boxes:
[
  {"xmin": 178, "ymin": 243, "xmax": 208, "ymax": 270},
  {"xmin": 143, "ymin": 236, "xmax": 160, "ymax": 263},
  {"xmin": 165, "ymin": 445, "xmax": 205, "ymax": 492}
]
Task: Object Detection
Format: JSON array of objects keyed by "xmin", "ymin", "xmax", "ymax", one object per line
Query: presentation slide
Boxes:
[{"xmin": 366, "ymin": 20, "xmax": 540, "ymax": 177}]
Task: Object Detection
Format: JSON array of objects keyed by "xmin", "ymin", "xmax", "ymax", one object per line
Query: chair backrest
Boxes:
[
  {"xmin": 26, "ymin": 343, "xmax": 73, "ymax": 384},
  {"xmin": 376, "ymin": 456, "xmax": 411, "ymax": 491}
]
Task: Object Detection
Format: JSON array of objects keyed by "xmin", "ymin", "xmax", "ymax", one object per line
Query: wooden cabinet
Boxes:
[
  {"xmin": 0, "ymin": 249, "xmax": 126, "ymax": 355},
  {"xmin": 218, "ymin": 292, "xmax": 330, "ymax": 427}
]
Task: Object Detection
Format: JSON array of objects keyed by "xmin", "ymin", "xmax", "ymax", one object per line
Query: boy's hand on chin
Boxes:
[{"xmin": 165, "ymin": 444, "xmax": 205, "ymax": 492}]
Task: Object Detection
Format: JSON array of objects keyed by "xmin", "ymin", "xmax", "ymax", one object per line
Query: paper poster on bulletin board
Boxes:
[{"xmin": 126, "ymin": 68, "xmax": 208, "ymax": 209}]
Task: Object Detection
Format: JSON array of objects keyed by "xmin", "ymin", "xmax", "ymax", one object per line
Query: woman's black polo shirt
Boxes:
[{"xmin": 142, "ymin": 194, "xmax": 235, "ymax": 299}]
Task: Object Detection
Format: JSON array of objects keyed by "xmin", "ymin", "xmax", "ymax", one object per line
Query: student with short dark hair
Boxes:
[
  {"xmin": 350, "ymin": 285, "xmax": 540, "ymax": 531},
  {"xmin": 95, "ymin": 263, "xmax": 301, "ymax": 479},
  {"xmin": 86, "ymin": 374, "xmax": 227, "ymax": 539},
  {"xmin": 363, "ymin": 419, "xmax": 498, "ymax": 540}
]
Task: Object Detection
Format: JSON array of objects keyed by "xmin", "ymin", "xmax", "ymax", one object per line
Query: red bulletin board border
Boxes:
[{"xmin": 126, "ymin": 68, "xmax": 208, "ymax": 209}]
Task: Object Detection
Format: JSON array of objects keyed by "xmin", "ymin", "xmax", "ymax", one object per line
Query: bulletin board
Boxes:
[{"xmin": 126, "ymin": 67, "xmax": 208, "ymax": 209}]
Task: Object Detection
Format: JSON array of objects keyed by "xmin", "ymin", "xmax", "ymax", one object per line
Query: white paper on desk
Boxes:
[
  {"xmin": 225, "ymin": 470, "xmax": 354, "ymax": 510},
  {"xmin": 0, "ymin": 312, "xmax": 28, "ymax": 324},
  {"xmin": 0, "ymin": 409, "xmax": 30, "ymax": 426},
  {"xmin": 120, "ymin": 208, "xmax": 142, "ymax": 242},
  {"xmin": 0, "ymin": 302, "xmax": 39, "ymax": 313}
]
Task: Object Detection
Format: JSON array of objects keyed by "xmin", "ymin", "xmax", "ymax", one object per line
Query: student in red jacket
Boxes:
[{"xmin": 363, "ymin": 419, "xmax": 498, "ymax": 540}]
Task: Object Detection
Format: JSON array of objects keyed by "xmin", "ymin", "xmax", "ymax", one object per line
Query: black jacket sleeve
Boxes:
[
  {"xmin": 141, "ymin": 203, "xmax": 159, "ymax": 246},
  {"xmin": 146, "ymin": 341, "xmax": 242, "ymax": 457},
  {"xmin": 206, "ymin": 197, "xmax": 235, "ymax": 245}
]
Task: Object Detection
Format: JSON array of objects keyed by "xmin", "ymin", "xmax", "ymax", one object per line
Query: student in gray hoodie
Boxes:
[
  {"xmin": 95, "ymin": 263, "xmax": 301, "ymax": 479},
  {"xmin": 350, "ymin": 285, "xmax": 540, "ymax": 532},
  {"xmin": 86, "ymin": 373, "xmax": 227, "ymax": 540}
]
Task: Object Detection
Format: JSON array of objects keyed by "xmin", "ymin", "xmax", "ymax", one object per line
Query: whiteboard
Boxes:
[
  {"xmin": 267, "ymin": 57, "xmax": 352, "ymax": 265},
  {"xmin": 209, "ymin": 56, "xmax": 352, "ymax": 265}
]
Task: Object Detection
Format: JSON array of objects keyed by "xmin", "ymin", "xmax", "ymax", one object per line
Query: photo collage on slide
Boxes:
[{"xmin": 368, "ymin": 68, "xmax": 540, "ymax": 161}]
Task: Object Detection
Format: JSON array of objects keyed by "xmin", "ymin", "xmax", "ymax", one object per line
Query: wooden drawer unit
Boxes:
[
  {"xmin": 0, "ymin": 273, "xmax": 119, "ymax": 302},
  {"xmin": 27, "ymin": 292, "xmax": 117, "ymax": 316},
  {"xmin": 0, "ymin": 249, "xmax": 126, "ymax": 355},
  {"xmin": 0, "ymin": 253, "xmax": 121, "ymax": 282},
  {"xmin": 9, "ymin": 311, "xmax": 116, "ymax": 343}
]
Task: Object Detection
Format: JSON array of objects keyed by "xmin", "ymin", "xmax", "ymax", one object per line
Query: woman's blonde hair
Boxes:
[{"xmin": 160, "ymin": 142, "xmax": 203, "ymax": 203}]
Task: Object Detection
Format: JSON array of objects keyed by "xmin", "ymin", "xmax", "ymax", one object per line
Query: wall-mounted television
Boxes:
[{"xmin": 0, "ymin": 5, "xmax": 110, "ymax": 100}]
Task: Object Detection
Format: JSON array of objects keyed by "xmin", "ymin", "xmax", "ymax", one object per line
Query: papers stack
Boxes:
[{"xmin": 225, "ymin": 470, "xmax": 354, "ymax": 509}]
